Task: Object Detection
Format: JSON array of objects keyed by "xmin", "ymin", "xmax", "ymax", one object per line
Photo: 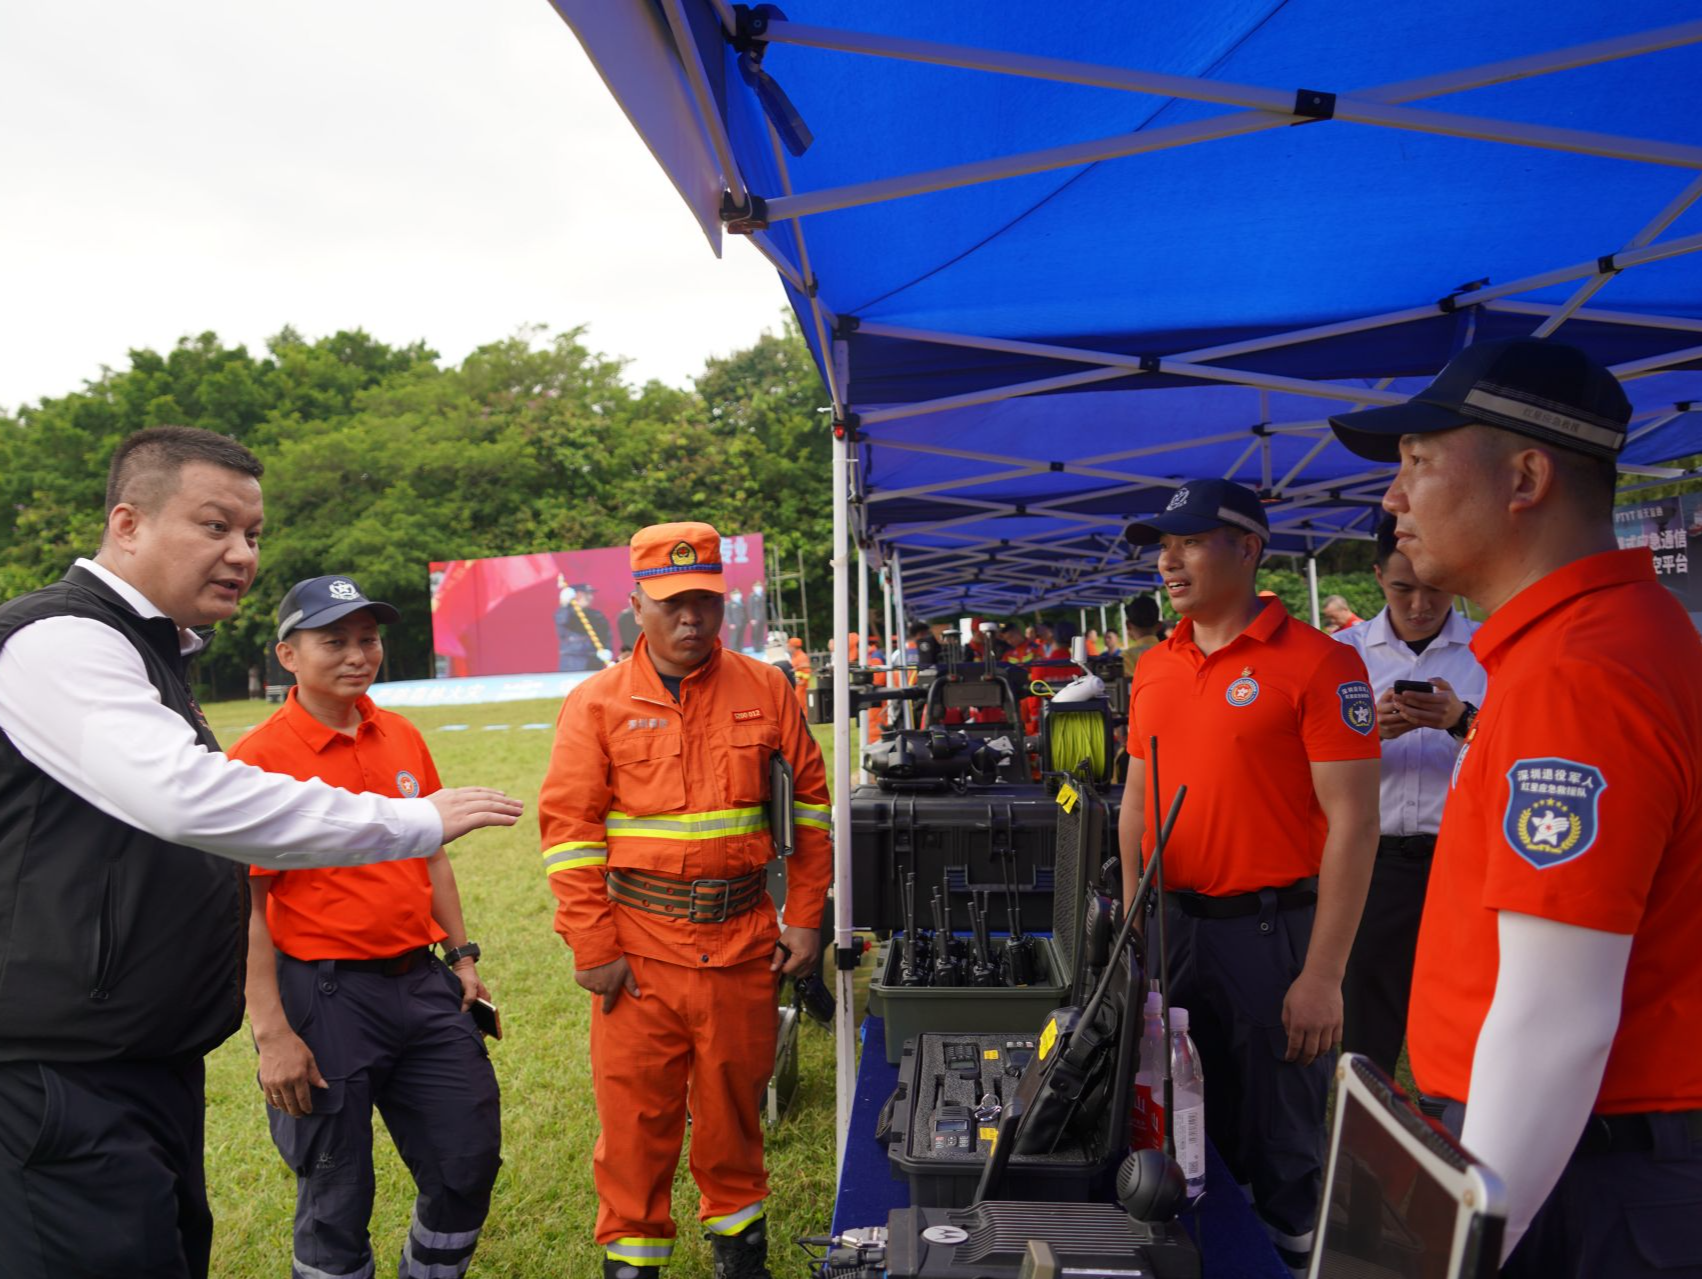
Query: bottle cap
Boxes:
[
  {"xmin": 1168, "ymin": 1006, "xmax": 1189, "ymax": 1032},
  {"xmin": 1144, "ymin": 991, "xmax": 1163, "ymax": 1013}
]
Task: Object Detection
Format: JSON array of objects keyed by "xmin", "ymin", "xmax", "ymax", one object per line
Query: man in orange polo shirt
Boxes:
[
  {"xmin": 1332, "ymin": 336, "xmax": 1702, "ymax": 1275},
  {"xmin": 539, "ymin": 522, "xmax": 831, "ymax": 1279},
  {"xmin": 1118, "ymin": 479, "xmax": 1381, "ymax": 1270},
  {"xmin": 232, "ymin": 575, "xmax": 501, "ymax": 1279}
]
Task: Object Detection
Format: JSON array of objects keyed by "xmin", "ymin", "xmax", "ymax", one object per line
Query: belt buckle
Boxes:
[{"xmin": 689, "ymin": 878, "xmax": 732, "ymax": 924}]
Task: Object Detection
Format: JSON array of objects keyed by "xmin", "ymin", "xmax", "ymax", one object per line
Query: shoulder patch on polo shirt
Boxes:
[
  {"xmin": 1503, "ymin": 757, "xmax": 1606, "ymax": 869},
  {"xmin": 1225, "ymin": 674, "xmax": 1260, "ymax": 707},
  {"xmin": 396, "ymin": 769, "xmax": 420, "ymax": 798},
  {"xmin": 1337, "ymin": 681, "xmax": 1374, "ymax": 735}
]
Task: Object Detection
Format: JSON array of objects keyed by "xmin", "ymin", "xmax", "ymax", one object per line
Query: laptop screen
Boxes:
[{"xmin": 1312, "ymin": 1055, "xmax": 1506, "ymax": 1279}]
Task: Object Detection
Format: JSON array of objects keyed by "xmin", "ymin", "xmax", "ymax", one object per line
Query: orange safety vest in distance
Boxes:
[{"xmin": 540, "ymin": 635, "xmax": 832, "ymax": 971}]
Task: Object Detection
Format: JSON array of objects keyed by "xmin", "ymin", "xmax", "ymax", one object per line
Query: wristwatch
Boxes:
[
  {"xmin": 442, "ymin": 941, "xmax": 482, "ymax": 966},
  {"xmin": 1448, "ymin": 701, "xmax": 1478, "ymax": 740}
]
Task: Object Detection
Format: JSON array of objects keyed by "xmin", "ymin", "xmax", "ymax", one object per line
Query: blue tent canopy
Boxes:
[
  {"xmin": 556, "ymin": 0, "xmax": 1702, "ymax": 612},
  {"xmin": 552, "ymin": 0, "xmax": 1702, "ymax": 1153}
]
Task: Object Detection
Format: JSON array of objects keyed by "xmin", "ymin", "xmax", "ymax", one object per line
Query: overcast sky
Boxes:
[{"xmin": 0, "ymin": 1, "xmax": 786, "ymax": 415}]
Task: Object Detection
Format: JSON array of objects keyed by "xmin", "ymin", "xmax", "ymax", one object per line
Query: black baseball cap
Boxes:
[
  {"xmin": 1123, "ymin": 478, "xmax": 1270, "ymax": 546},
  {"xmin": 276, "ymin": 574, "xmax": 400, "ymax": 641},
  {"xmin": 1329, "ymin": 337, "xmax": 1630, "ymax": 462}
]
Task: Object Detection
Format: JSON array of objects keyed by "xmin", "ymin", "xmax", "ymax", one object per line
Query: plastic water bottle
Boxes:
[
  {"xmin": 1169, "ymin": 1007, "xmax": 1207, "ymax": 1200},
  {"xmin": 1130, "ymin": 990, "xmax": 1167, "ymax": 1149}
]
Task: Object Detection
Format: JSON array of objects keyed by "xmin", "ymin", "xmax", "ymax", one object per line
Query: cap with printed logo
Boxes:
[
  {"xmin": 276, "ymin": 575, "xmax": 400, "ymax": 641},
  {"xmin": 1123, "ymin": 478, "xmax": 1270, "ymax": 546},
  {"xmin": 630, "ymin": 522, "xmax": 727, "ymax": 599},
  {"xmin": 1329, "ymin": 337, "xmax": 1631, "ymax": 462}
]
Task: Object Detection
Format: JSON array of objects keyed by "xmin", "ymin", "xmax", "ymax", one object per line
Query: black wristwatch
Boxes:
[
  {"xmin": 442, "ymin": 941, "xmax": 482, "ymax": 966},
  {"xmin": 1448, "ymin": 701, "xmax": 1478, "ymax": 741}
]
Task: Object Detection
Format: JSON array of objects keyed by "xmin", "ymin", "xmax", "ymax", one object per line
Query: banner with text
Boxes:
[{"xmin": 1613, "ymin": 497, "xmax": 1701, "ymax": 625}]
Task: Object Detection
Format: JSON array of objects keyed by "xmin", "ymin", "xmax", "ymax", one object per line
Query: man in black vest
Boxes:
[{"xmin": 0, "ymin": 426, "xmax": 524, "ymax": 1279}]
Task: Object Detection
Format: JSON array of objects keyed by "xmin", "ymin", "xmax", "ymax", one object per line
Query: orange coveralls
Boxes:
[{"xmin": 540, "ymin": 636, "xmax": 831, "ymax": 1267}]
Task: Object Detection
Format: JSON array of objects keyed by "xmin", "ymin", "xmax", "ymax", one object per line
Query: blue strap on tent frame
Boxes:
[{"xmin": 551, "ymin": 0, "xmax": 1702, "ymax": 1168}]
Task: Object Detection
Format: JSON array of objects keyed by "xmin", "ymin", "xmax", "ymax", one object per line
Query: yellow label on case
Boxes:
[
  {"xmin": 1056, "ymin": 782, "xmax": 1079, "ymax": 813},
  {"xmin": 984, "ymin": 1049, "xmax": 1000, "ymax": 1060},
  {"xmin": 1038, "ymin": 1017, "xmax": 1058, "ymax": 1061}
]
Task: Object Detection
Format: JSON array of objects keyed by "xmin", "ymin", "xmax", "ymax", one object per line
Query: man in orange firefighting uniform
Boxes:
[{"xmin": 539, "ymin": 522, "xmax": 832, "ymax": 1279}]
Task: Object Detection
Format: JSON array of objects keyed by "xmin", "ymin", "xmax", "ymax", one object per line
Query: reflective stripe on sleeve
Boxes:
[
  {"xmin": 793, "ymin": 800, "xmax": 831, "ymax": 832},
  {"xmin": 703, "ymin": 1201, "xmax": 766, "ymax": 1236},
  {"xmin": 605, "ymin": 808, "xmax": 765, "ymax": 839},
  {"xmin": 542, "ymin": 842, "xmax": 608, "ymax": 875},
  {"xmin": 604, "ymin": 1237, "xmax": 674, "ymax": 1265}
]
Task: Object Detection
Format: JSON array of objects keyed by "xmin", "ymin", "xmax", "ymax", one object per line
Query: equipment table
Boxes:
[{"xmin": 832, "ymin": 1015, "xmax": 1290, "ymax": 1279}]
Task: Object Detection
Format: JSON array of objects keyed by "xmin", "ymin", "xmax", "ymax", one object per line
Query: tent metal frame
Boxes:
[{"xmin": 608, "ymin": 0, "xmax": 1702, "ymax": 1170}]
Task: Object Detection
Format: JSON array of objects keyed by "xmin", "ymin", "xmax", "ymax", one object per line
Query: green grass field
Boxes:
[{"xmin": 199, "ymin": 697, "xmax": 857, "ymax": 1279}]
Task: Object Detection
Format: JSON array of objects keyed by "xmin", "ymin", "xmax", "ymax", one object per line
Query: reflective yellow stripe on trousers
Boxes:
[{"xmin": 604, "ymin": 1236, "xmax": 674, "ymax": 1265}]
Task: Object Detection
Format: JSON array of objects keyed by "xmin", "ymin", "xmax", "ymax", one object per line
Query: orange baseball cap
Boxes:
[{"xmin": 630, "ymin": 521, "xmax": 726, "ymax": 599}]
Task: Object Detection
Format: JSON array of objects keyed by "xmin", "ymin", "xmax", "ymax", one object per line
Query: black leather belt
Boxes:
[
  {"xmin": 1378, "ymin": 834, "xmax": 1437, "ymax": 857},
  {"xmin": 318, "ymin": 947, "xmax": 434, "ymax": 976},
  {"xmin": 1171, "ymin": 879, "xmax": 1318, "ymax": 920},
  {"xmin": 1577, "ymin": 1109, "xmax": 1702, "ymax": 1155},
  {"xmin": 607, "ymin": 867, "xmax": 767, "ymax": 924}
]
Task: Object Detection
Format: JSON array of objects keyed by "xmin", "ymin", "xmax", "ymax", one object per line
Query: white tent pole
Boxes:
[
  {"xmin": 829, "ymin": 429, "xmax": 855, "ymax": 1175},
  {"xmin": 893, "ymin": 549, "xmax": 914, "ymax": 730},
  {"xmin": 754, "ymin": 21, "xmax": 1702, "ymax": 221},
  {"xmin": 856, "ymin": 543, "xmax": 869, "ymax": 785},
  {"xmin": 881, "ymin": 563, "xmax": 894, "ymax": 738},
  {"xmin": 1611, "ymin": 342, "xmax": 1702, "ymax": 380},
  {"xmin": 763, "ymin": 17, "xmax": 1700, "ymax": 104},
  {"xmin": 857, "ymin": 317, "xmax": 1431, "ymax": 388},
  {"xmin": 658, "ymin": 0, "xmax": 748, "ymax": 204},
  {"xmin": 1534, "ymin": 172, "xmax": 1702, "ymax": 337},
  {"xmin": 761, "ymin": 123, "xmax": 845, "ymax": 413},
  {"xmin": 1307, "ymin": 554, "xmax": 1323, "ymax": 629},
  {"xmin": 1485, "ymin": 299, "xmax": 1702, "ymax": 335}
]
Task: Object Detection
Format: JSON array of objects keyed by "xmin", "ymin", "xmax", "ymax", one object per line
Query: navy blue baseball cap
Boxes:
[
  {"xmin": 1123, "ymin": 478, "xmax": 1270, "ymax": 546},
  {"xmin": 276, "ymin": 574, "xmax": 400, "ymax": 641},
  {"xmin": 1330, "ymin": 337, "xmax": 1630, "ymax": 462}
]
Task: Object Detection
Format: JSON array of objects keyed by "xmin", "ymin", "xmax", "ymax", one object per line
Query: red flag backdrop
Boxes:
[{"xmin": 430, "ymin": 534, "xmax": 767, "ymax": 677}]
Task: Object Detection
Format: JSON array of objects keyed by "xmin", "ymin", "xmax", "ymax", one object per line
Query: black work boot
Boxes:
[
  {"xmin": 603, "ymin": 1261, "xmax": 652, "ymax": 1279},
  {"xmin": 707, "ymin": 1225, "xmax": 772, "ymax": 1279}
]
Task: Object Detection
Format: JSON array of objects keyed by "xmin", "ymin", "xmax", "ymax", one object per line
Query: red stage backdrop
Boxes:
[{"xmin": 430, "ymin": 534, "xmax": 767, "ymax": 677}]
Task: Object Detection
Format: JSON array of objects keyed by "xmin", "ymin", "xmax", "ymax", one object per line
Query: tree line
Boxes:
[{"xmin": 0, "ymin": 322, "xmax": 833, "ymax": 696}]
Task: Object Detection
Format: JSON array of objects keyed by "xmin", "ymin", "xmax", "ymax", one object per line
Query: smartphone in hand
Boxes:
[
  {"xmin": 471, "ymin": 998, "xmax": 502, "ymax": 1040},
  {"xmin": 1392, "ymin": 679, "xmax": 1435, "ymax": 695}
]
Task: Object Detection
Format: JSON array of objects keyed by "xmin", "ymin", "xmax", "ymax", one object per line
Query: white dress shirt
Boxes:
[
  {"xmin": 0, "ymin": 558, "xmax": 442, "ymax": 868},
  {"xmin": 1334, "ymin": 607, "xmax": 1487, "ymax": 837}
]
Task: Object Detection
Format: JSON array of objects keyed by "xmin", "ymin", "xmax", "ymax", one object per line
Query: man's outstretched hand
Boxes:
[{"xmin": 428, "ymin": 788, "xmax": 525, "ymax": 843}]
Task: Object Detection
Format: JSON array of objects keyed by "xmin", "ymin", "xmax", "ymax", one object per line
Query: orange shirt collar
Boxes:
[
  {"xmin": 622, "ymin": 632, "xmax": 723, "ymax": 704},
  {"xmin": 280, "ymin": 685, "xmax": 381, "ymax": 753},
  {"xmin": 1166, "ymin": 594, "xmax": 1288, "ymax": 656},
  {"xmin": 1471, "ymin": 549, "xmax": 1655, "ymax": 672}
]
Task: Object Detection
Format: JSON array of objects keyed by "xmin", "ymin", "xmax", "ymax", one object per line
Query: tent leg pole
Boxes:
[
  {"xmin": 831, "ymin": 431, "xmax": 855, "ymax": 1180},
  {"xmin": 1307, "ymin": 554, "xmax": 1322, "ymax": 629},
  {"xmin": 881, "ymin": 564, "xmax": 894, "ymax": 741},
  {"xmin": 856, "ymin": 545, "xmax": 870, "ymax": 784},
  {"xmin": 893, "ymin": 549, "xmax": 914, "ymax": 731}
]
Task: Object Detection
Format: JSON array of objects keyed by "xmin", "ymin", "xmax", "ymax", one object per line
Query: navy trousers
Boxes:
[
  {"xmin": 0, "ymin": 1054, "xmax": 211, "ymax": 1278},
  {"xmin": 1342, "ymin": 835, "xmax": 1433, "ymax": 1076},
  {"xmin": 1162, "ymin": 895, "xmax": 1333, "ymax": 1251},
  {"xmin": 1438, "ymin": 1101, "xmax": 1702, "ymax": 1277},
  {"xmin": 270, "ymin": 954, "xmax": 502, "ymax": 1279}
]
